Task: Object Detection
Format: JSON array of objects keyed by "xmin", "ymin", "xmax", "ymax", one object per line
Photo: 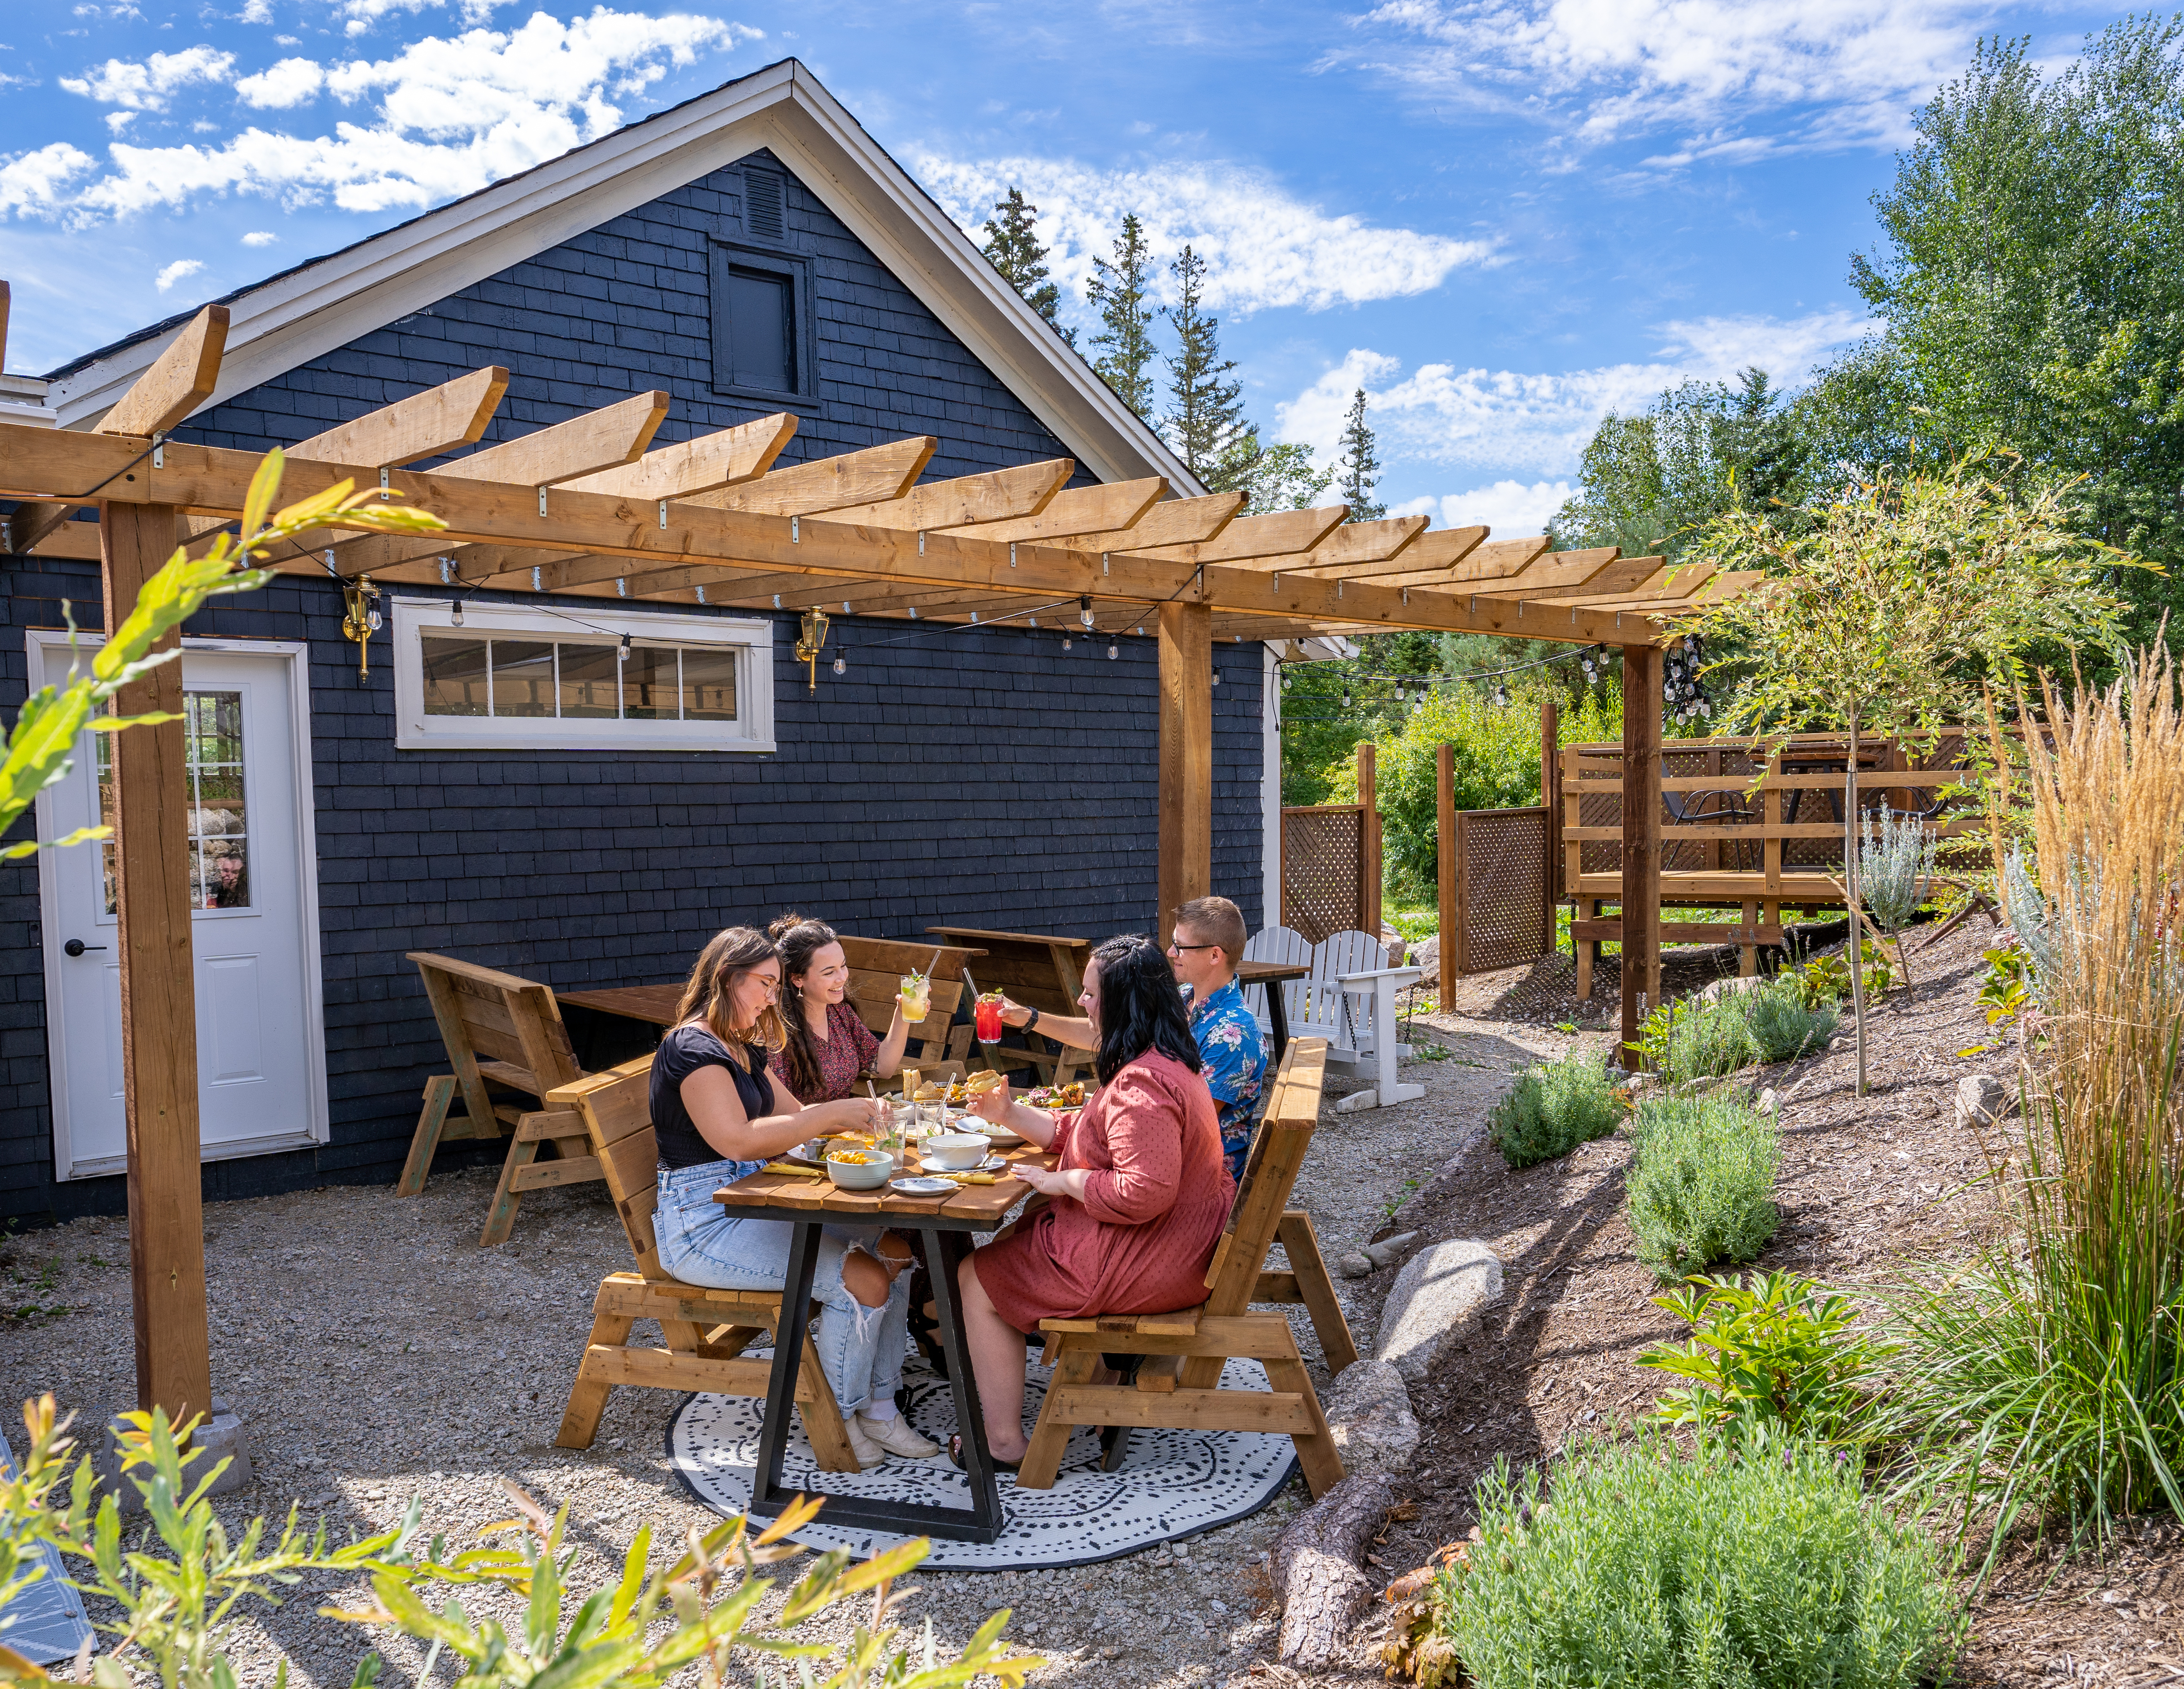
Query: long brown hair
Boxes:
[
  {"xmin": 676, "ymin": 926, "xmax": 787, "ymax": 1056},
  {"xmin": 770, "ymin": 912, "xmax": 839, "ymax": 1099}
]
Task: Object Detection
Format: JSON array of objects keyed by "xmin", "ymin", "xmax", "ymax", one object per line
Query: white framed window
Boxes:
[{"xmin": 391, "ymin": 597, "xmax": 776, "ymax": 753}]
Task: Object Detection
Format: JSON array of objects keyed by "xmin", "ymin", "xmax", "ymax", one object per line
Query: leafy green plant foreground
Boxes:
[
  {"xmin": 1640, "ymin": 1271, "xmax": 1898, "ymax": 1450},
  {"xmin": 1442, "ymin": 1435, "xmax": 1960, "ymax": 1689},
  {"xmin": 1626, "ymin": 1095, "xmax": 1780, "ymax": 1279},
  {"xmin": 0, "ymin": 1396, "xmax": 1036, "ymax": 1689},
  {"xmin": 1488, "ymin": 1047, "xmax": 1623, "ymax": 1168}
]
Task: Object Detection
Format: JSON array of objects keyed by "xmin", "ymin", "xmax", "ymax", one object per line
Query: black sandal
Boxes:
[{"xmin": 948, "ymin": 1434, "xmax": 1023, "ymax": 1473}]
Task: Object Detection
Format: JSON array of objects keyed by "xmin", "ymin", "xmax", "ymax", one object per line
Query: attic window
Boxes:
[
  {"xmin": 744, "ymin": 171, "xmax": 786, "ymax": 241},
  {"xmin": 708, "ymin": 241, "xmax": 815, "ymax": 405}
]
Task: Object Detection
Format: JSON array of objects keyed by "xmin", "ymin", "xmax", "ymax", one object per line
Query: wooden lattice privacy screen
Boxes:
[
  {"xmin": 1452, "ymin": 806, "xmax": 1555, "ymax": 975},
  {"xmin": 1282, "ymin": 805, "xmax": 1366, "ymax": 944}
]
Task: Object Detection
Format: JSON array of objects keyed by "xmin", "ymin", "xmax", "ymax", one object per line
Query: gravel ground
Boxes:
[{"xmin": 0, "ymin": 1028, "xmax": 1547, "ymax": 1689}]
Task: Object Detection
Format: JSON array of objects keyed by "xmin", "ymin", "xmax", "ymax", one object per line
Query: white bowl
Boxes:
[
  {"xmin": 923, "ymin": 1132, "xmax": 989, "ymax": 1171},
  {"xmin": 824, "ymin": 1149, "xmax": 894, "ymax": 1189}
]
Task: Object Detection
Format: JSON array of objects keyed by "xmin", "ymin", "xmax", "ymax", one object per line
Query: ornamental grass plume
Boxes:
[{"xmin": 1884, "ymin": 649, "xmax": 2184, "ymax": 1556}]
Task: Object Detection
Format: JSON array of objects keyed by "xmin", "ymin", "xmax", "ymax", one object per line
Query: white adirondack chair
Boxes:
[
  {"xmin": 1310, "ymin": 929, "xmax": 1425, "ymax": 1112},
  {"xmin": 1241, "ymin": 925, "xmax": 1313, "ymax": 1045}
]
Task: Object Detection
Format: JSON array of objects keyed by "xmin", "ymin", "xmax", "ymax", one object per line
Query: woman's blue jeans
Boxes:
[{"xmin": 652, "ymin": 1161, "xmax": 911, "ymax": 1415}]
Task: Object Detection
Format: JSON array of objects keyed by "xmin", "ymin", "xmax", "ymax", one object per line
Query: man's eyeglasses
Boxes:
[{"xmin": 1167, "ymin": 941, "xmax": 1219, "ymax": 954}]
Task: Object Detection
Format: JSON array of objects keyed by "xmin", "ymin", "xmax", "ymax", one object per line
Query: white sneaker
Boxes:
[
  {"xmin": 843, "ymin": 1415, "xmax": 888, "ymax": 1470},
  {"xmin": 857, "ymin": 1410, "xmax": 941, "ymax": 1459}
]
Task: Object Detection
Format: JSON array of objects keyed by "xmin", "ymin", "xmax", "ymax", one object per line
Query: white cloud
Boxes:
[
  {"xmin": 1397, "ymin": 482, "xmax": 1574, "ymax": 537},
  {"xmin": 238, "ymin": 0, "xmax": 273, "ymax": 20},
  {"xmin": 1277, "ymin": 310, "xmax": 1872, "ymax": 483},
  {"xmin": 0, "ymin": 143, "xmax": 97, "ymax": 214},
  {"xmin": 154, "ymin": 257, "xmax": 205, "ymax": 291},
  {"xmin": 1352, "ymin": 0, "xmax": 1993, "ymax": 153},
  {"xmin": 16, "ymin": 10, "xmax": 749, "ymax": 223},
  {"xmin": 233, "ymin": 56, "xmax": 326, "ymax": 108},
  {"xmin": 915, "ymin": 153, "xmax": 1496, "ymax": 316},
  {"xmin": 60, "ymin": 44, "xmax": 234, "ymax": 111},
  {"xmin": 242, "ymin": 229, "xmax": 278, "ymax": 244}
]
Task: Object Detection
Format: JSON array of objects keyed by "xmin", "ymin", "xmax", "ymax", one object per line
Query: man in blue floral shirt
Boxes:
[{"xmin": 998, "ymin": 895, "xmax": 1267, "ymax": 1181}]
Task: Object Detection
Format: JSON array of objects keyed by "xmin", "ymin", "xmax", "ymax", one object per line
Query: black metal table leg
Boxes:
[
  {"xmin": 924, "ymin": 1226, "xmax": 1003, "ymax": 1537},
  {"xmin": 749, "ymin": 1217, "xmax": 826, "ymax": 1524},
  {"xmin": 1266, "ymin": 985, "xmax": 1291, "ymax": 1064}
]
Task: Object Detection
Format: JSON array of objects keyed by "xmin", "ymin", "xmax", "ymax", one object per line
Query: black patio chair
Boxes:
[{"xmin": 1663, "ymin": 763, "xmax": 1760, "ymax": 871}]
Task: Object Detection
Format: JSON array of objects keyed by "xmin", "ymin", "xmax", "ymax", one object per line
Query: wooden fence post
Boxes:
[
  {"xmin": 1356, "ymin": 740, "xmax": 1381, "ymax": 938},
  {"xmin": 1435, "ymin": 744, "xmax": 1455, "ymax": 980},
  {"xmin": 1619, "ymin": 645, "xmax": 1663, "ymax": 1067},
  {"xmin": 1539, "ymin": 696, "xmax": 1560, "ymax": 956},
  {"xmin": 101, "ymin": 502, "xmax": 214, "ymax": 1426}
]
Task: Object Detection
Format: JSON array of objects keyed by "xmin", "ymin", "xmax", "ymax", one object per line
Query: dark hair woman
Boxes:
[
  {"xmin": 767, "ymin": 914, "xmax": 912, "ymax": 1104},
  {"xmin": 946, "ymin": 933, "xmax": 1228, "ymax": 1468},
  {"xmin": 648, "ymin": 925, "xmax": 938, "ymax": 1467}
]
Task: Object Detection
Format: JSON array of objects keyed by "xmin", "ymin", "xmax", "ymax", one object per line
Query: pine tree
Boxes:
[
  {"xmin": 981, "ymin": 187, "xmax": 1072, "ymax": 346},
  {"xmin": 1336, "ymin": 387, "xmax": 1384, "ymax": 520},
  {"xmin": 1162, "ymin": 245, "xmax": 1244, "ymax": 479},
  {"xmin": 1085, "ymin": 213, "xmax": 1157, "ymax": 417}
]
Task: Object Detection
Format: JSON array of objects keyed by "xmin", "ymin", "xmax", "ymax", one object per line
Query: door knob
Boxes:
[{"xmin": 62, "ymin": 939, "xmax": 108, "ymax": 958}]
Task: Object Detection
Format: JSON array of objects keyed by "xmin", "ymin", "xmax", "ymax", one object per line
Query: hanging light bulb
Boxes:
[
  {"xmin": 450, "ymin": 599, "xmax": 465, "ymax": 628},
  {"xmin": 1080, "ymin": 596, "xmax": 1095, "ymax": 630},
  {"xmin": 1341, "ymin": 689, "xmax": 1352, "ymax": 710},
  {"xmin": 832, "ymin": 653, "xmax": 846, "ymax": 676},
  {"xmin": 1062, "ymin": 633, "xmax": 1073, "ymax": 651},
  {"xmin": 1107, "ymin": 642, "xmax": 1119, "ymax": 661},
  {"xmin": 1211, "ymin": 668, "xmax": 1221, "ymax": 686},
  {"xmin": 618, "ymin": 634, "xmax": 631, "ymax": 664},
  {"xmin": 1494, "ymin": 684, "xmax": 1510, "ymax": 707}
]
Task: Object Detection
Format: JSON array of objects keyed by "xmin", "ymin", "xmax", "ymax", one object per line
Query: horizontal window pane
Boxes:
[
  {"xmin": 683, "ymin": 647, "xmax": 738, "ymax": 720},
  {"xmin": 490, "ymin": 640, "xmax": 556, "ymax": 718},
  {"xmin": 422, "ymin": 635, "xmax": 490, "ymax": 716},
  {"xmin": 558, "ymin": 642, "xmax": 619, "ymax": 719},
  {"xmin": 623, "ymin": 646, "xmax": 679, "ymax": 720}
]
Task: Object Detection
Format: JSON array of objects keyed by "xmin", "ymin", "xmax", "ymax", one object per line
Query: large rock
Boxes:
[
  {"xmin": 1375, "ymin": 1240, "xmax": 1503, "ymax": 1384},
  {"xmin": 1696, "ymin": 974, "xmax": 1769, "ymax": 1006},
  {"xmin": 1956, "ymin": 1073, "xmax": 2010, "ymax": 1130},
  {"xmin": 1321, "ymin": 1360, "xmax": 1420, "ymax": 1475},
  {"xmin": 1410, "ymin": 934, "xmax": 1440, "ymax": 987}
]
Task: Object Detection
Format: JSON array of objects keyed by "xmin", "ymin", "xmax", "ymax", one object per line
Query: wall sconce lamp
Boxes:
[
  {"xmin": 795, "ymin": 607, "xmax": 832, "ymax": 691},
  {"xmin": 340, "ymin": 574, "xmax": 382, "ymax": 680}
]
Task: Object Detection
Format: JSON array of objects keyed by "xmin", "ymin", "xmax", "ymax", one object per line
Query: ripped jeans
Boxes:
[{"xmin": 652, "ymin": 1160, "xmax": 912, "ymax": 1415}]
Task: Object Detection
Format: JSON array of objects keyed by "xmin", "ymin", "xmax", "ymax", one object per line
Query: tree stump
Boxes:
[{"xmin": 1271, "ymin": 1470, "xmax": 1393, "ymax": 1669}]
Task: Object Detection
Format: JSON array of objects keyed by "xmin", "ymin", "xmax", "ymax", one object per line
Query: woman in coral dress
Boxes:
[{"xmin": 952, "ymin": 933, "xmax": 1233, "ymax": 1467}]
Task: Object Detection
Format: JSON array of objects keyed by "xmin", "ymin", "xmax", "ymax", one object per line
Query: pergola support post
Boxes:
[
  {"xmin": 1156, "ymin": 600, "xmax": 1212, "ymax": 945},
  {"xmin": 1435, "ymin": 743, "xmax": 1455, "ymax": 982},
  {"xmin": 100, "ymin": 501, "xmax": 214, "ymax": 1426},
  {"xmin": 1356, "ymin": 740, "xmax": 1381, "ymax": 938},
  {"xmin": 1619, "ymin": 644, "xmax": 1662, "ymax": 1067}
]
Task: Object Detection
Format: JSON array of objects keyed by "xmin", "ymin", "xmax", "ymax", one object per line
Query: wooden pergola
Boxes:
[{"xmin": 0, "ymin": 305, "xmax": 1756, "ymax": 1425}]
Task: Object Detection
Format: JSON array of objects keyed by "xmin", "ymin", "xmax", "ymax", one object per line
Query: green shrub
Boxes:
[
  {"xmin": 1626, "ymin": 1095, "xmax": 1779, "ymax": 1278},
  {"xmin": 1488, "ymin": 1048, "xmax": 1623, "ymax": 1167},
  {"xmin": 1747, "ymin": 982, "xmax": 1838, "ymax": 1062},
  {"xmin": 1443, "ymin": 1435, "xmax": 1960, "ymax": 1689},
  {"xmin": 1639, "ymin": 1271, "xmax": 1897, "ymax": 1449},
  {"xmin": 1664, "ymin": 995, "xmax": 1759, "ymax": 1082}
]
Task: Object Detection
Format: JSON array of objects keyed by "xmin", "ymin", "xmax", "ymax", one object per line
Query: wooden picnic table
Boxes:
[
  {"xmin": 1234, "ymin": 958, "xmax": 1308, "ymax": 1062},
  {"xmin": 715, "ymin": 1141, "xmax": 1054, "ymax": 1544},
  {"xmin": 926, "ymin": 925, "xmax": 1092, "ymax": 1085}
]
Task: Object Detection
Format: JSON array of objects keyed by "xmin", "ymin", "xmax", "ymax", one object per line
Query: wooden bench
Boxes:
[
  {"xmin": 549, "ymin": 1056, "xmax": 859, "ymax": 1471},
  {"xmin": 395, "ymin": 952, "xmax": 595, "ymax": 1246},
  {"xmin": 1015, "ymin": 1038, "xmax": 1347, "ymax": 1499}
]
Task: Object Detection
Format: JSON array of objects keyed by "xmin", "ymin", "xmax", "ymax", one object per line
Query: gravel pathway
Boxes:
[{"xmin": 1, "ymin": 1031, "xmax": 1544, "ymax": 1688}]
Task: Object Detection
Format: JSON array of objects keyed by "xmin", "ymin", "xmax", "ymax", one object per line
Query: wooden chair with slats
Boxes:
[
  {"xmin": 832, "ymin": 935, "xmax": 976, "ymax": 1077},
  {"xmin": 395, "ymin": 952, "xmax": 598, "ymax": 1245},
  {"xmin": 1014, "ymin": 1038, "xmax": 1347, "ymax": 1499},
  {"xmin": 549, "ymin": 1056, "xmax": 859, "ymax": 1471}
]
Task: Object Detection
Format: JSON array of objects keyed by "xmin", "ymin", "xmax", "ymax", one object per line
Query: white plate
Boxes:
[
  {"xmin": 922, "ymin": 1154, "xmax": 1004, "ymax": 1175},
  {"xmin": 890, "ymin": 1176, "xmax": 956, "ymax": 1196}
]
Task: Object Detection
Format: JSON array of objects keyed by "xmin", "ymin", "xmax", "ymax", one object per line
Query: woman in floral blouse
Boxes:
[{"xmin": 768, "ymin": 914, "xmax": 913, "ymax": 1103}]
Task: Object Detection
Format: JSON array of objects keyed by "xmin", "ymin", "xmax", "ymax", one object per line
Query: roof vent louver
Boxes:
[{"xmin": 745, "ymin": 172, "xmax": 785, "ymax": 242}]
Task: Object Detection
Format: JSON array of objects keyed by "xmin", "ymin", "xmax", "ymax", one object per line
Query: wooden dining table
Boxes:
[{"xmin": 715, "ymin": 1141, "xmax": 1052, "ymax": 1544}]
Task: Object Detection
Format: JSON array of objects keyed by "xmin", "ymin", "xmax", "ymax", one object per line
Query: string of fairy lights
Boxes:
[{"xmin": 1273, "ymin": 635, "xmax": 1715, "ymax": 733}]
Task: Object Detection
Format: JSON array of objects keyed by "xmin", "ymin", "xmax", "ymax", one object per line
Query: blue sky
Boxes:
[{"xmin": 0, "ymin": 0, "xmax": 2131, "ymax": 535}]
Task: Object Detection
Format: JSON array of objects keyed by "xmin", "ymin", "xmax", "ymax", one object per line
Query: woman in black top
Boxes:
[{"xmin": 650, "ymin": 925, "xmax": 939, "ymax": 1467}]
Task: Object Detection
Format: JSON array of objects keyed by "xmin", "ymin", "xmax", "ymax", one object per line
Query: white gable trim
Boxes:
[{"xmin": 44, "ymin": 61, "xmax": 1199, "ymax": 493}]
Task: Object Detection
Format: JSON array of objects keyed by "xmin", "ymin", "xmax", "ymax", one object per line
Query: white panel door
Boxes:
[{"xmin": 38, "ymin": 641, "xmax": 326, "ymax": 1179}]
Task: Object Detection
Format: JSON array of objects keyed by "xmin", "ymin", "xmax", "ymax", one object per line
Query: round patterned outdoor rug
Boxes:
[{"xmin": 665, "ymin": 1352, "xmax": 1300, "ymax": 1570}]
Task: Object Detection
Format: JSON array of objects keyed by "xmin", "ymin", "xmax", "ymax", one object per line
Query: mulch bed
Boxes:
[{"xmin": 1362, "ymin": 916, "xmax": 2184, "ymax": 1685}]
